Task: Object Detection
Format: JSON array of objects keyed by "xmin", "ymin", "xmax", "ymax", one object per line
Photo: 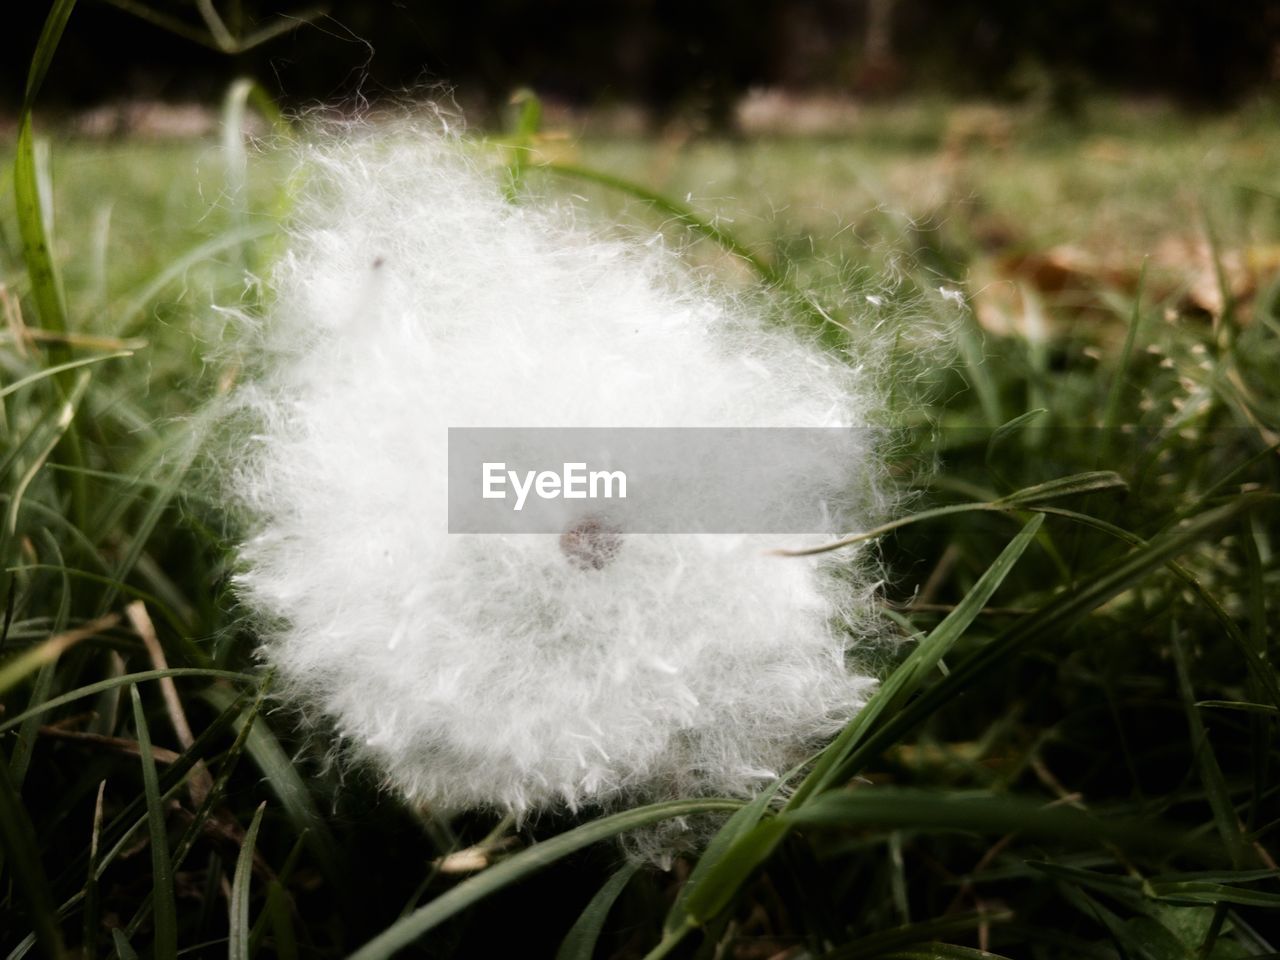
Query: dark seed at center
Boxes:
[{"xmin": 560, "ymin": 516, "xmax": 623, "ymax": 570}]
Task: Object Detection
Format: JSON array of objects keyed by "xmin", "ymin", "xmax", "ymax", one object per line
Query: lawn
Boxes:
[{"xmin": 2, "ymin": 93, "xmax": 1278, "ymax": 958}]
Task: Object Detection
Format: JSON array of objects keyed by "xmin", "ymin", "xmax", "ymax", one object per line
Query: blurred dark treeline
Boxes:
[{"xmin": 5, "ymin": 0, "xmax": 1279, "ymax": 119}]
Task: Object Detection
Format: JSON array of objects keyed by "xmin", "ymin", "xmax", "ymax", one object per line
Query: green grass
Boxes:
[{"xmin": 2, "ymin": 42, "xmax": 1279, "ymax": 960}]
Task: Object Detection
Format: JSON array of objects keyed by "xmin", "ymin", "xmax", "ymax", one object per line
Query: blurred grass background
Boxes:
[{"xmin": 2, "ymin": 3, "xmax": 1279, "ymax": 958}]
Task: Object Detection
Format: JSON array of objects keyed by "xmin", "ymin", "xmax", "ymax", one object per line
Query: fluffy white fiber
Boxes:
[{"xmin": 227, "ymin": 120, "xmax": 892, "ymax": 827}]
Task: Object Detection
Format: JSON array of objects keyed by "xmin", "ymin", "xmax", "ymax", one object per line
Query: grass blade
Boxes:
[
  {"xmin": 542, "ymin": 161, "xmax": 855, "ymax": 336},
  {"xmin": 81, "ymin": 781, "xmax": 106, "ymax": 960},
  {"xmin": 4, "ymin": 371, "xmax": 90, "ymax": 545},
  {"xmin": 249, "ymin": 831, "xmax": 307, "ymax": 951},
  {"xmin": 0, "ymin": 352, "xmax": 133, "ymax": 402},
  {"xmin": 202, "ymin": 684, "xmax": 343, "ymax": 890},
  {"xmin": 14, "ymin": 119, "xmax": 69, "ymax": 344},
  {"xmin": 993, "ymin": 471, "xmax": 1128, "ymax": 507},
  {"xmin": 114, "ymin": 224, "xmax": 274, "ymax": 334},
  {"xmin": 1196, "ymin": 700, "xmax": 1279, "ymax": 716},
  {"xmin": 0, "ymin": 759, "xmax": 65, "ymax": 958},
  {"xmin": 108, "ymin": 931, "xmax": 138, "ymax": 960},
  {"xmin": 1170, "ymin": 626, "xmax": 1253, "ymax": 869},
  {"xmin": 8, "ymin": 532, "xmax": 71, "ymax": 786},
  {"xmin": 657, "ymin": 516, "xmax": 1046, "ymax": 949},
  {"xmin": 662, "ymin": 778, "xmax": 788, "ymax": 937},
  {"xmin": 263, "ymin": 879, "xmax": 299, "ymax": 960},
  {"xmin": 542, "ymin": 162, "xmax": 781, "ymax": 285},
  {"xmin": 677, "ymin": 816, "xmax": 791, "ymax": 930},
  {"xmin": 500, "ymin": 88, "xmax": 544, "ymax": 201},
  {"xmin": 0, "ymin": 668, "xmax": 254, "ymax": 734},
  {"xmin": 21, "ymin": 0, "xmax": 78, "ymax": 111},
  {"xmin": 129, "ymin": 685, "xmax": 177, "ymax": 956},
  {"xmin": 956, "ymin": 318, "xmax": 1001, "ymax": 428},
  {"xmin": 555, "ymin": 860, "xmax": 641, "ymax": 960},
  {"xmin": 794, "ymin": 514, "xmax": 1044, "ymax": 803},
  {"xmin": 786, "ymin": 789, "xmax": 1212, "ymax": 859},
  {"xmin": 985, "ymin": 409, "xmax": 1047, "ymax": 490},
  {"xmin": 348, "ymin": 799, "xmax": 742, "ymax": 960},
  {"xmin": 114, "ymin": 689, "xmax": 255, "ymax": 941},
  {"xmin": 773, "ymin": 472, "xmax": 1122, "ymax": 557},
  {"xmin": 0, "ymin": 613, "xmax": 119, "ymax": 697},
  {"xmin": 1102, "ymin": 259, "xmax": 1147, "ymax": 432},
  {"xmin": 1034, "ymin": 504, "xmax": 1280, "ymax": 712},
  {"xmin": 230, "ymin": 802, "xmax": 267, "ymax": 960},
  {"xmin": 1148, "ymin": 879, "xmax": 1280, "ymax": 908},
  {"xmin": 837, "ymin": 496, "xmax": 1263, "ymax": 778},
  {"xmin": 823, "ymin": 913, "xmax": 1012, "ymax": 960},
  {"xmin": 98, "ymin": 412, "xmax": 213, "ymax": 622}
]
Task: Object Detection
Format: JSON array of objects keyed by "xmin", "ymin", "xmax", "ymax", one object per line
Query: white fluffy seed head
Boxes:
[{"xmin": 224, "ymin": 120, "xmax": 895, "ymax": 830}]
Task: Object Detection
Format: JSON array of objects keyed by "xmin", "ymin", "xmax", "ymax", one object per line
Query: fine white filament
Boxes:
[{"xmin": 229, "ymin": 124, "xmax": 888, "ymax": 826}]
